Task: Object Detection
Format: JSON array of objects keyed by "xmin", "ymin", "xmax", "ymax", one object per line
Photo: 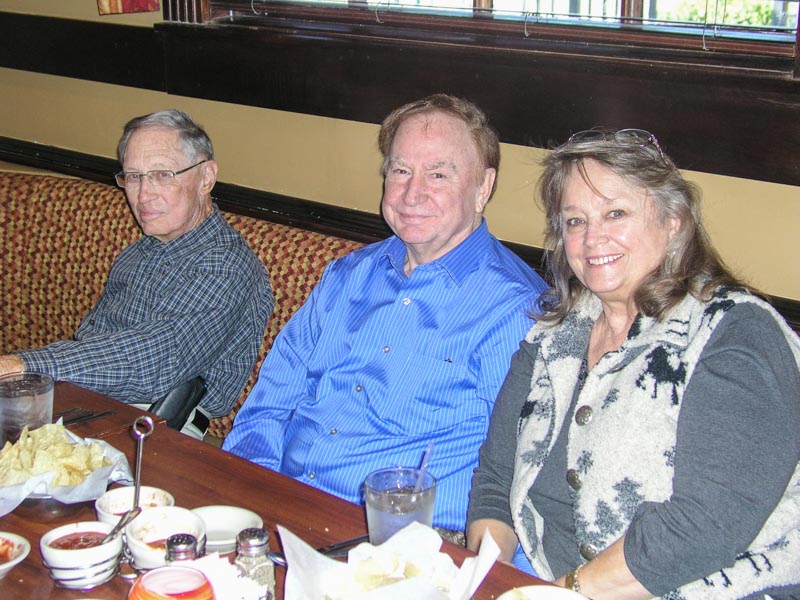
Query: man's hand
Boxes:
[{"xmin": 0, "ymin": 354, "xmax": 24, "ymax": 376}]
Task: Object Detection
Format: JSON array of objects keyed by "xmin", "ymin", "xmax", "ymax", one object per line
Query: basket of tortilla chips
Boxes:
[{"xmin": 0, "ymin": 423, "xmax": 132, "ymax": 519}]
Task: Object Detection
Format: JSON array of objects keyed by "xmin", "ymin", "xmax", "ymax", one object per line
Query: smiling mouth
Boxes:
[{"xmin": 588, "ymin": 254, "xmax": 623, "ymax": 266}]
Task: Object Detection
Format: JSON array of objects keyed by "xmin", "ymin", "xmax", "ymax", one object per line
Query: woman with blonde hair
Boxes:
[{"xmin": 467, "ymin": 129, "xmax": 800, "ymax": 599}]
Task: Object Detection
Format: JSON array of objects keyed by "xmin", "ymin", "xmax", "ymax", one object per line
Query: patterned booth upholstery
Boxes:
[{"xmin": 0, "ymin": 172, "xmax": 365, "ymax": 439}]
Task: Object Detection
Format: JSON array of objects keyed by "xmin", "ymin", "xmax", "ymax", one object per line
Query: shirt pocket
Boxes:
[{"xmin": 365, "ymin": 351, "xmax": 487, "ymax": 436}]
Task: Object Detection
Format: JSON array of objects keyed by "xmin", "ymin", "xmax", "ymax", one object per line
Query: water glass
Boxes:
[
  {"xmin": 364, "ymin": 466, "xmax": 436, "ymax": 545},
  {"xmin": 0, "ymin": 372, "xmax": 54, "ymax": 446}
]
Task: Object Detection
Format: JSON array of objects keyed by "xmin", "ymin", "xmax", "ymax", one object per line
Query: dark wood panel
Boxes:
[
  {"xmin": 157, "ymin": 21, "xmax": 800, "ymax": 186},
  {"xmin": 1, "ymin": 12, "xmax": 799, "ymax": 187},
  {"xmin": 0, "ymin": 136, "xmax": 797, "ymax": 332},
  {"xmin": 0, "ymin": 12, "xmax": 164, "ymax": 90}
]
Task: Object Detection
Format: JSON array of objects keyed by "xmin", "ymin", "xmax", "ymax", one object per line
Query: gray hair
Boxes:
[
  {"xmin": 117, "ymin": 109, "xmax": 214, "ymax": 164},
  {"xmin": 535, "ymin": 129, "xmax": 751, "ymax": 324}
]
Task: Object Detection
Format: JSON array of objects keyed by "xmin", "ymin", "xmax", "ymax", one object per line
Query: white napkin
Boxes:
[
  {"xmin": 280, "ymin": 522, "xmax": 500, "ymax": 600},
  {"xmin": 186, "ymin": 552, "xmax": 266, "ymax": 600},
  {"xmin": 0, "ymin": 427, "xmax": 133, "ymax": 517}
]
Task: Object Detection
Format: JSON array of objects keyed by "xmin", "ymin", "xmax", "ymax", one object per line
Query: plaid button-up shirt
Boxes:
[{"xmin": 18, "ymin": 208, "xmax": 274, "ymax": 417}]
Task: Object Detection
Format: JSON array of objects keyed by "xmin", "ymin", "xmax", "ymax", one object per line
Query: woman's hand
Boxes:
[
  {"xmin": 466, "ymin": 518, "xmax": 519, "ymax": 564},
  {"xmin": 558, "ymin": 536, "xmax": 654, "ymax": 600}
]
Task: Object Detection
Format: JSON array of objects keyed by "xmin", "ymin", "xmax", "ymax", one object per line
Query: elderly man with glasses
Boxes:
[{"xmin": 0, "ymin": 109, "xmax": 274, "ymax": 439}]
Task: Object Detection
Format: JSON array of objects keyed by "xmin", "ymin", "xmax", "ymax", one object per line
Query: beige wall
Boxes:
[
  {"xmin": 0, "ymin": 0, "xmax": 160, "ymax": 26},
  {"xmin": 1, "ymin": 1, "xmax": 798, "ymax": 301}
]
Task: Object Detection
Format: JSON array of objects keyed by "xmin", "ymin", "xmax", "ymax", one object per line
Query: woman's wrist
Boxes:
[{"xmin": 565, "ymin": 563, "xmax": 584, "ymax": 594}]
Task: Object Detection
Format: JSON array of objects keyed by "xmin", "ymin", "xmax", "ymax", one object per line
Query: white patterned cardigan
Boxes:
[{"xmin": 509, "ymin": 289, "xmax": 800, "ymax": 600}]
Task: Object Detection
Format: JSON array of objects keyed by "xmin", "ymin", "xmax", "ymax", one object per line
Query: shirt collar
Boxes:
[{"xmin": 383, "ymin": 219, "xmax": 491, "ymax": 285}]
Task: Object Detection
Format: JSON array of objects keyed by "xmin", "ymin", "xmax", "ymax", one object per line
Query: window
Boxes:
[{"xmin": 202, "ymin": 0, "xmax": 799, "ymax": 61}]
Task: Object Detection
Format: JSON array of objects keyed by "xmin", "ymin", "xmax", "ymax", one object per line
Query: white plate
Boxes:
[
  {"xmin": 497, "ymin": 585, "xmax": 587, "ymax": 600},
  {"xmin": 191, "ymin": 505, "xmax": 263, "ymax": 554}
]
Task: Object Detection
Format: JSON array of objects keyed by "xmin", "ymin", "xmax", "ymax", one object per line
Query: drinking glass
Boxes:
[
  {"xmin": 0, "ymin": 372, "xmax": 54, "ymax": 446},
  {"xmin": 364, "ymin": 466, "xmax": 436, "ymax": 545}
]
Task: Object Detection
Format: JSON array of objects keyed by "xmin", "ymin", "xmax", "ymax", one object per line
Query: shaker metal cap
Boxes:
[
  {"xmin": 166, "ymin": 533, "xmax": 198, "ymax": 561},
  {"xmin": 236, "ymin": 527, "xmax": 270, "ymax": 556}
]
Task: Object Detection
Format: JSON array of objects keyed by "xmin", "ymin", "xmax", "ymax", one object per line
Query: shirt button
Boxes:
[
  {"xmin": 575, "ymin": 406, "xmax": 593, "ymax": 426},
  {"xmin": 308, "ymin": 472, "xmax": 316, "ymax": 480},
  {"xmin": 355, "ymin": 385, "xmax": 363, "ymax": 392},
  {"xmin": 566, "ymin": 469, "xmax": 582, "ymax": 490},
  {"xmin": 330, "ymin": 428, "xmax": 338, "ymax": 435},
  {"xmin": 403, "ymin": 298, "xmax": 411, "ymax": 305},
  {"xmin": 580, "ymin": 542, "xmax": 598, "ymax": 560},
  {"xmin": 382, "ymin": 346, "xmax": 390, "ymax": 353}
]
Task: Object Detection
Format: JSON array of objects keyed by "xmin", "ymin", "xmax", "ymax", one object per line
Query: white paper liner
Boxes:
[
  {"xmin": 0, "ymin": 425, "xmax": 133, "ymax": 517},
  {"xmin": 280, "ymin": 522, "xmax": 500, "ymax": 600},
  {"xmin": 183, "ymin": 552, "xmax": 266, "ymax": 600}
]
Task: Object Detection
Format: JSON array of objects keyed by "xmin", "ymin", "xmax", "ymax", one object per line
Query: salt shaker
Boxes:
[
  {"xmin": 234, "ymin": 528, "xmax": 275, "ymax": 600},
  {"xmin": 166, "ymin": 533, "xmax": 198, "ymax": 563}
]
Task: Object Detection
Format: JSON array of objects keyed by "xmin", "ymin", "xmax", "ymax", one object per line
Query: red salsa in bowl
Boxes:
[{"xmin": 49, "ymin": 531, "xmax": 105, "ymax": 550}]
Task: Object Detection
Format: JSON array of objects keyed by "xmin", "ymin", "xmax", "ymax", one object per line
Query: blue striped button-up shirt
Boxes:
[{"xmin": 224, "ymin": 220, "xmax": 547, "ymax": 531}]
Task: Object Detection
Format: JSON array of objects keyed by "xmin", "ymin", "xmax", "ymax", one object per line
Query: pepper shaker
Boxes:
[
  {"xmin": 234, "ymin": 528, "xmax": 275, "ymax": 600},
  {"xmin": 166, "ymin": 533, "xmax": 198, "ymax": 564}
]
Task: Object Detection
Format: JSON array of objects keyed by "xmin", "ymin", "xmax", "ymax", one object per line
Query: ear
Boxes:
[
  {"xmin": 199, "ymin": 160, "xmax": 218, "ymax": 195},
  {"xmin": 667, "ymin": 215, "xmax": 681, "ymax": 241},
  {"xmin": 475, "ymin": 168, "xmax": 496, "ymax": 214}
]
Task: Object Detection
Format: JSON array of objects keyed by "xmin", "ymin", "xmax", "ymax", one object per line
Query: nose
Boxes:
[
  {"xmin": 583, "ymin": 219, "xmax": 608, "ymax": 247},
  {"xmin": 136, "ymin": 175, "xmax": 157, "ymax": 201},
  {"xmin": 402, "ymin": 173, "xmax": 426, "ymax": 206}
]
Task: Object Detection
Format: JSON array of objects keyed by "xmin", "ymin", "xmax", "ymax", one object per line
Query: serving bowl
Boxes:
[
  {"xmin": 40, "ymin": 520, "xmax": 122, "ymax": 590},
  {"xmin": 95, "ymin": 486, "xmax": 174, "ymax": 525},
  {"xmin": 15, "ymin": 493, "xmax": 90, "ymax": 522},
  {"xmin": 0, "ymin": 532, "xmax": 31, "ymax": 579},
  {"xmin": 191, "ymin": 505, "xmax": 263, "ymax": 554},
  {"xmin": 125, "ymin": 506, "xmax": 206, "ymax": 570}
]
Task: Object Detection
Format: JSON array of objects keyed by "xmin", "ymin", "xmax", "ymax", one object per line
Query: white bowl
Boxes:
[
  {"xmin": 95, "ymin": 486, "xmax": 175, "ymax": 525},
  {"xmin": 125, "ymin": 506, "xmax": 206, "ymax": 570},
  {"xmin": 191, "ymin": 505, "xmax": 263, "ymax": 554},
  {"xmin": 0, "ymin": 532, "xmax": 31, "ymax": 579},
  {"xmin": 497, "ymin": 586, "xmax": 587, "ymax": 600},
  {"xmin": 40, "ymin": 521, "xmax": 122, "ymax": 590}
]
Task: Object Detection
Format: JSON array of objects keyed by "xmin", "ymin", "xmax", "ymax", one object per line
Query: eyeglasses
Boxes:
[
  {"xmin": 115, "ymin": 159, "xmax": 208, "ymax": 189},
  {"xmin": 567, "ymin": 128, "xmax": 667, "ymax": 164}
]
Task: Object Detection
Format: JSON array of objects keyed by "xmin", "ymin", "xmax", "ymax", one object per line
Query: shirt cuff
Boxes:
[{"xmin": 14, "ymin": 347, "xmax": 59, "ymax": 380}]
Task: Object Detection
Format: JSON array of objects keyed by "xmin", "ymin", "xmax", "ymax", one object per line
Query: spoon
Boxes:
[
  {"xmin": 130, "ymin": 416, "xmax": 154, "ymax": 510},
  {"xmin": 101, "ymin": 506, "xmax": 141, "ymax": 544}
]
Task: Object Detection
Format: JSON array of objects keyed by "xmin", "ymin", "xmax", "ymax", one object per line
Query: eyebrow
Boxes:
[
  {"xmin": 388, "ymin": 157, "xmax": 457, "ymax": 169},
  {"xmin": 426, "ymin": 160, "xmax": 457, "ymax": 171}
]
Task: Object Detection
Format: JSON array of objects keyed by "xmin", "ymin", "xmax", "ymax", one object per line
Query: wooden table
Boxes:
[{"xmin": 1, "ymin": 383, "xmax": 548, "ymax": 599}]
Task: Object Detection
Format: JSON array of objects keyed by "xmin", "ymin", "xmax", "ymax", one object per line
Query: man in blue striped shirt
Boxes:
[{"xmin": 224, "ymin": 95, "xmax": 547, "ymax": 546}]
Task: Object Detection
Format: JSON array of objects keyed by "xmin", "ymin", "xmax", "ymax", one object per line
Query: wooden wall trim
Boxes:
[
  {"xmin": 163, "ymin": 0, "xmax": 209, "ymax": 23},
  {"xmin": 0, "ymin": 13, "xmax": 164, "ymax": 91},
  {"xmin": 1, "ymin": 136, "xmax": 797, "ymax": 332},
  {"xmin": 157, "ymin": 21, "xmax": 800, "ymax": 187},
  {"xmin": 1, "ymin": 12, "xmax": 798, "ymax": 187}
]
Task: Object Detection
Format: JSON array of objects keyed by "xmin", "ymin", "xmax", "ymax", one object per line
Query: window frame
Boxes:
[{"xmin": 192, "ymin": 0, "xmax": 800, "ymax": 71}]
